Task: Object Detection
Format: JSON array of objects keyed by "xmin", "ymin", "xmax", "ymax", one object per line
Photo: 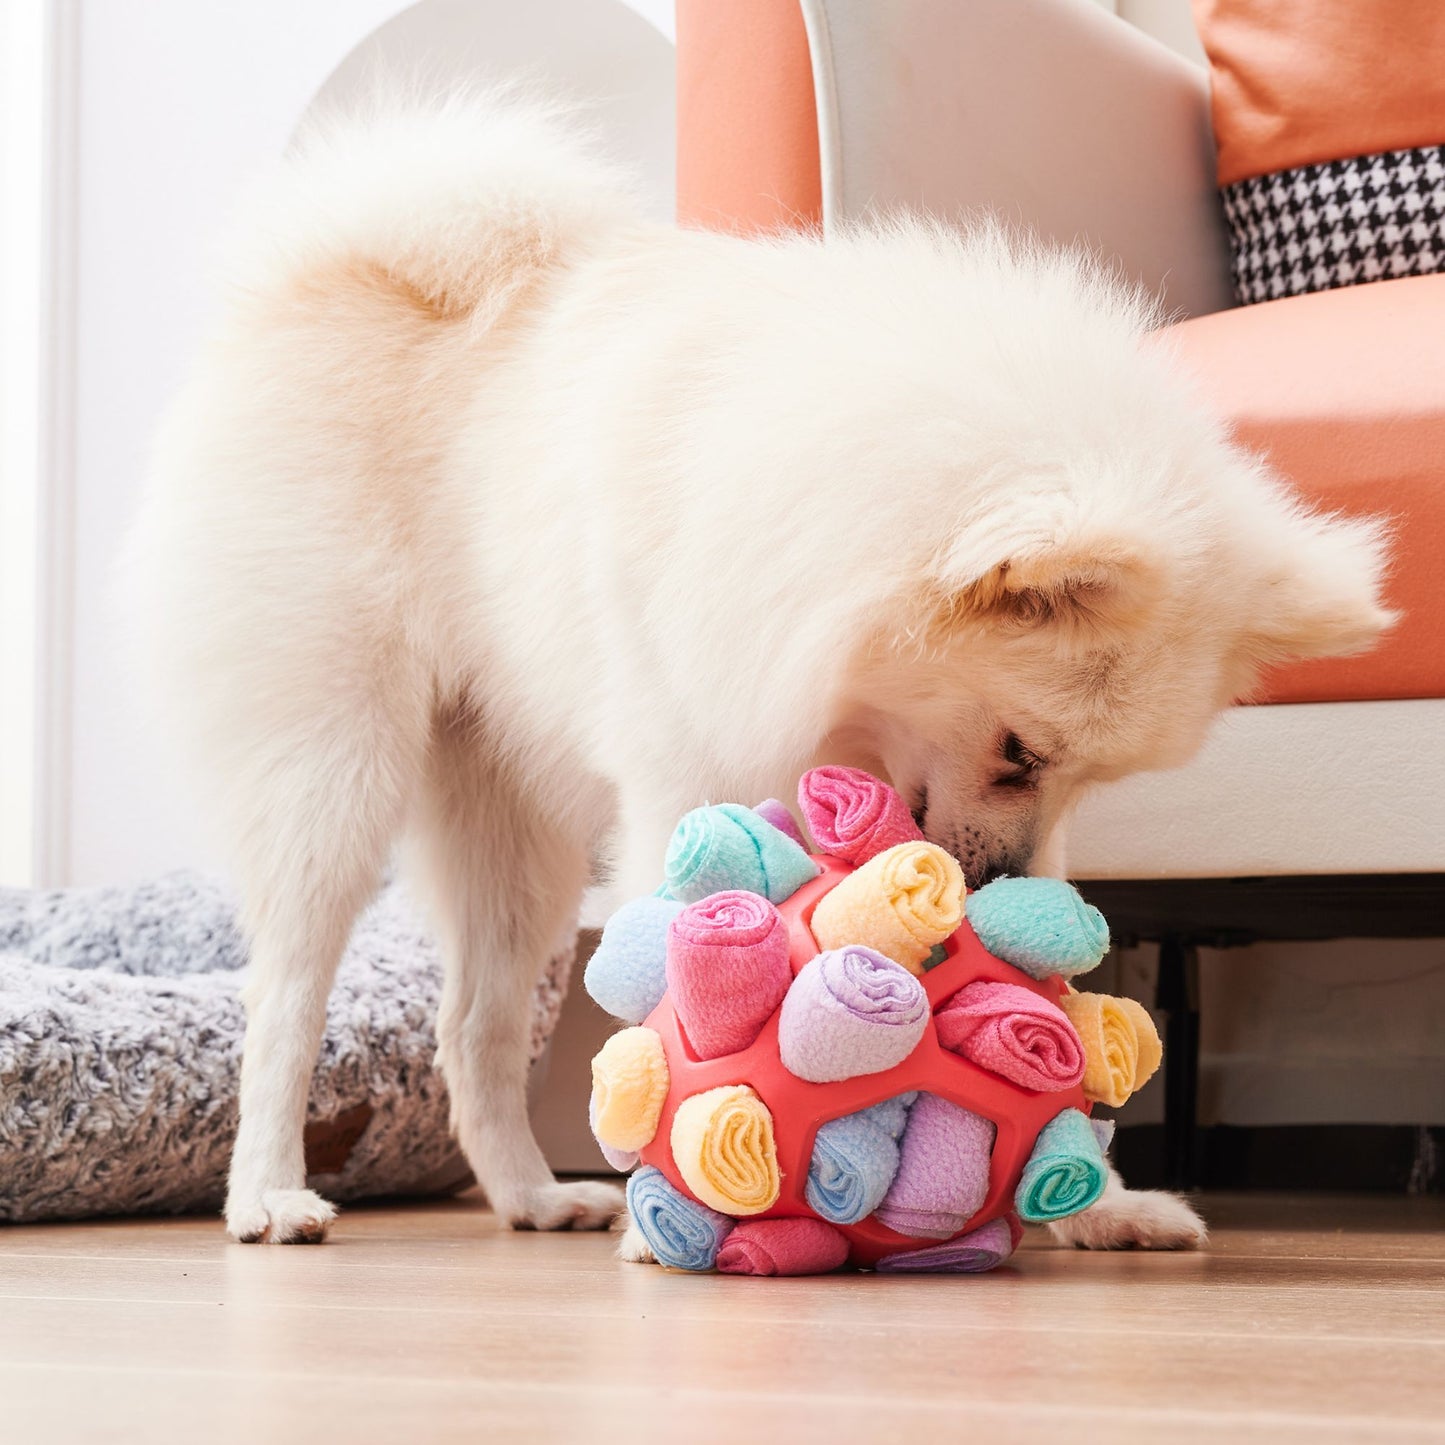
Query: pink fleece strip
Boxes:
[
  {"xmin": 935, "ymin": 980, "xmax": 1086, "ymax": 1092},
  {"xmin": 665, "ymin": 890, "xmax": 791, "ymax": 1059},
  {"xmin": 798, "ymin": 766, "xmax": 924, "ymax": 865},
  {"xmin": 715, "ymin": 1217, "xmax": 851, "ymax": 1276}
]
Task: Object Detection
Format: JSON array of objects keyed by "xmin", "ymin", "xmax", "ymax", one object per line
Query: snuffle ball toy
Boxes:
[{"xmin": 585, "ymin": 767, "xmax": 1162, "ymax": 1276}]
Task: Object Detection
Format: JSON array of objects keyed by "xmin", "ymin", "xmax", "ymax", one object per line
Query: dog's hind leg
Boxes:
[
  {"xmin": 223, "ymin": 680, "xmax": 427, "ymax": 1244},
  {"xmin": 408, "ymin": 700, "xmax": 623, "ymax": 1231}
]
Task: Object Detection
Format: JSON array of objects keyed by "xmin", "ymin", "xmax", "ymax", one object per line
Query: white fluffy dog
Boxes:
[{"xmin": 128, "ymin": 99, "xmax": 1391, "ymax": 1248}]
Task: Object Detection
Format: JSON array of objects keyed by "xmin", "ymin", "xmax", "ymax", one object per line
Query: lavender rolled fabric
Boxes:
[
  {"xmin": 752, "ymin": 799, "xmax": 808, "ymax": 850},
  {"xmin": 778, "ymin": 946, "xmax": 928, "ymax": 1083},
  {"xmin": 588, "ymin": 1095, "xmax": 639, "ymax": 1173},
  {"xmin": 876, "ymin": 1215, "xmax": 1019, "ymax": 1273},
  {"xmin": 875, "ymin": 1092, "xmax": 996, "ymax": 1240},
  {"xmin": 666, "ymin": 890, "xmax": 791, "ymax": 1059}
]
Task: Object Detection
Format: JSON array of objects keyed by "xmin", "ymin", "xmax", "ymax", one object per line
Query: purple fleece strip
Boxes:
[{"xmin": 778, "ymin": 945, "xmax": 928, "ymax": 1083}]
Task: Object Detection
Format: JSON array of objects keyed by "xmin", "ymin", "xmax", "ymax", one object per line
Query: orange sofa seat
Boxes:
[{"xmin": 1169, "ymin": 272, "xmax": 1445, "ymax": 703}]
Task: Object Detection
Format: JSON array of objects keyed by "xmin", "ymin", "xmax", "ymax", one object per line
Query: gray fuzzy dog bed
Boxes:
[{"xmin": 0, "ymin": 873, "xmax": 570, "ymax": 1223}]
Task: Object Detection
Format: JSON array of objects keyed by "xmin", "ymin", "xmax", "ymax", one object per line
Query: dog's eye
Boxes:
[
  {"xmin": 1001, "ymin": 731, "xmax": 1046, "ymax": 770},
  {"xmin": 997, "ymin": 731, "xmax": 1046, "ymax": 790}
]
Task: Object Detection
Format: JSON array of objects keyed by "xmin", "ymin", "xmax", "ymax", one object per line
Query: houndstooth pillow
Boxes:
[{"xmin": 1221, "ymin": 145, "xmax": 1445, "ymax": 305}]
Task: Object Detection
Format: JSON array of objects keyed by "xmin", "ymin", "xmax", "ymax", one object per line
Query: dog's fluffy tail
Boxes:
[{"xmin": 217, "ymin": 92, "xmax": 635, "ymax": 323}]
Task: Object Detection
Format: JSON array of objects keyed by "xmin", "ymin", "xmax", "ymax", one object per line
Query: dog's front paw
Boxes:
[
  {"xmin": 226, "ymin": 1188, "xmax": 337, "ymax": 1244},
  {"xmin": 1050, "ymin": 1186, "xmax": 1207, "ymax": 1251},
  {"xmin": 505, "ymin": 1180, "xmax": 624, "ymax": 1232},
  {"xmin": 614, "ymin": 1213, "xmax": 655, "ymax": 1264}
]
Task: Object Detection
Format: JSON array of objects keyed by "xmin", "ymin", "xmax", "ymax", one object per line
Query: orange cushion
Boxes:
[
  {"xmin": 1192, "ymin": 0, "xmax": 1445, "ymax": 186},
  {"xmin": 675, "ymin": 0, "xmax": 821, "ymax": 234},
  {"xmin": 1168, "ymin": 272, "xmax": 1445, "ymax": 702}
]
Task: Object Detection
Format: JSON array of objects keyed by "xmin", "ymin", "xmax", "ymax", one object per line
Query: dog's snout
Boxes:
[
  {"xmin": 922, "ymin": 816, "xmax": 1024, "ymax": 888},
  {"xmin": 909, "ymin": 786, "xmax": 928, "ymax": 834},
  {"xmin": 971, "ymin": 859, "xmax": 1014, "ymax": 889}
]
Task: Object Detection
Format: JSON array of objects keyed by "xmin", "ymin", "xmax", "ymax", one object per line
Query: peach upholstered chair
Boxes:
[{"xmin": 674, "ymin": 0, "xmax": 1445, "ymax": 1183}]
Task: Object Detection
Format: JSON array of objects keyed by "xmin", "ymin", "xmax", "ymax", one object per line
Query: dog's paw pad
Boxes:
[
  {"xmin": 508, "ymin": 1180, "xmax": 624, "ymax": 1232},
  {"xmin": 227, "ymin": 1188, "xmax": 337, "ymax": 1244}
]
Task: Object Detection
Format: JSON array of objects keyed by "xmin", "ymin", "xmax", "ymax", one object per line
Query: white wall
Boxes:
[
  {"xmin": 43, "ymin": 0, "xmax": 674, "ymax": 889},
  {"xmin": 0, "ymin": 0, "xmax": 46, "ymax": 886},
  {"xmin": 46, "ymin": 0, "xmax": 408, "ymax": 886}
]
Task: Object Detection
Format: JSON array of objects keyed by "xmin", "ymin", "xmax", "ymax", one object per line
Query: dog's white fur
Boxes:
[{"xmin": 127, "ymin": 99, "xmax": 1391, "ymax": 1247}]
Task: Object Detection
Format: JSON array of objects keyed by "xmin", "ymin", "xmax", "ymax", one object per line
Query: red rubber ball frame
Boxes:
[{"xmin": 637, "ymin": 855, "xmax": 1090, "ymax": 1268}]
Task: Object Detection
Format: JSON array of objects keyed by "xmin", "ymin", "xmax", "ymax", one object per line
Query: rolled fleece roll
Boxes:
[
  {"xmin": 588, "ymin": 1095, "xmax": 639, "ymax": 1173},
  {"xmin": 805, "ymin": 1108, "xmax": 901, "ymax": 1225},
  {"xmin": 583, "ymin": 895, "xmax": 683, "ymax": 1024},
  {"xmin": 665, "ymin": 890, "xmax": 790, "ymax": 1060},
  {"xmin": 1059, "ymin": 992, "xmax": 1163, "ymax": 1107},
  {"xmin": 626, "ymin": 1166, "xmax": 733, "ymax": 1271},
  {"xmin": 876, "ymin": 1215, "xmax": 1021, "ymax": 1274},
  {"xmin": 671, "ymin": 1084, "xmax": 780, "ymax": 1216},
  {"xmin": 859, "ymin": 1091, "xmax": 917, "ymax": 1140},
  {"xmin": 589, "ymin": 1026, "xmax": 669, "ymax": 1153},
  {"xmin": 778, "ymin": 946, "xmax": 928, "ymax": 1083},
  {"xmin": 966, "ymin": 877, "xmax": 1109, "ymax": 981},
  {"xmin": 716, "ymin": 1217, "xmax": 851, "ymax": 1277},
  {"xmin": 809, "ymin": 842, "xmax": 965, "ymax": 974},
  {"xmin": 797, "ymin": 765, "xmax": 923, "ymax": 866},
  {"xmin": 875, "ymin": 1092, "xmax": 995, "ymax": 1240},
  {"xmin": 752, "ymin": 798, "xmax": 808, "ymax": 850},
  {"xmin": 664, "ymin": 804, "xmax": 820, "ymax": 905},
  {"xmin": 935, "ymin": 980, "xmax": 1086, "ymax": 1092},
  {"xmin": 1015, "ymin": 1107, "xmax": 1108, "ymax": 1223}
]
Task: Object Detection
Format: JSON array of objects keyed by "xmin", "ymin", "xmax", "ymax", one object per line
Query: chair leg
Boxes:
[{"xmin": 1156, "ymin": 935, "xmax": 1201, "ymax": 1190}]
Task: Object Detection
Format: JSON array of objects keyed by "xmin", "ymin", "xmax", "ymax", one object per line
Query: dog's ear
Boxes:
[
  {"xmin": 930, "ymin": 502, "xmax": 1164, "ymax": 634},
  {"xmin": 1241, "ymin": 512, "xmax": 1396, "ymax": 661}
]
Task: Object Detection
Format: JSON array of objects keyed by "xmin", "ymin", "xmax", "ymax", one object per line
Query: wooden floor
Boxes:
[{"xmin": 2, "ymin": 1192, "xmax": 1443, "ymax": 1445}]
